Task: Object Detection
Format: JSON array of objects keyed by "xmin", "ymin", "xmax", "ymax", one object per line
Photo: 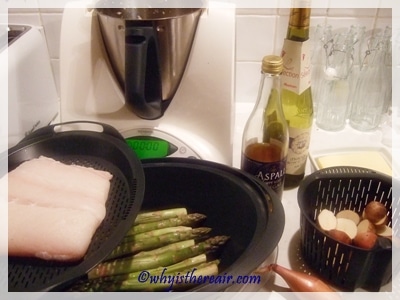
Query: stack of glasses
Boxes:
[{"xmin": 311, "ymin": 25, "xmax": 392, "ymax": 132}]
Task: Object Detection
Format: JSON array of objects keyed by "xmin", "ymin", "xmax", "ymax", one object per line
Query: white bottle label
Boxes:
[
  {"xmin": 286, "ymin": 127, "xmax": 311, "ymax": 175},
  {"xmin": 281, "ymin": 39, "xmax": 312, "ymax": 95}
]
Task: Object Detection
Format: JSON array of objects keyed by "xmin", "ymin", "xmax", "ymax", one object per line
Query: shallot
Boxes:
[
  {"xmin": 267, "ymin": 263, "xmax": 336, "ymax": 293},
  {"xmin": 265, "ymin": 265, "xmax": 342, "ymax": 300},
  {"xmin": 364, "ymin": 201, "xmax": 387, "ymax": 224}
]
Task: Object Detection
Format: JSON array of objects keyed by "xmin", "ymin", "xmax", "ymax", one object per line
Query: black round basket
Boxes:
[
  {"xmin": 4, "ymin": 121, "xmax": 145, "ymax": 292},
  {"xmin": 140, "ymin": 158, "xmax": 285, "ymax": 292},
  {"xmin": 297, "ymin": 166, "xmax": 393, "ymax": 291}
]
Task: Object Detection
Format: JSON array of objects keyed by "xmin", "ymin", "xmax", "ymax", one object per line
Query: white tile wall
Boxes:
[
  {"xmin": 6, "ymin": 5, "xmax": 394, "ymax": 104},
  {"xmin": 236, "ymin": 15, "xmax": 278, "ymax": 61}
]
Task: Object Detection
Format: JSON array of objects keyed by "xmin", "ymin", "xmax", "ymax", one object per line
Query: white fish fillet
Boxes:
[
  {"xmin": 7, "ymin": 156, "xmax": 113, "ymax": 261},
  {"xmin": 13, "ymin": 156, "xmax": 112, "ymax": 203},
  {"xmin": 8, "ymin": 202, "xmax": 101, "ymax": 261},
  {"xmin": 8, "ymin": 171, "xmax": 106, "ymax": 221}
]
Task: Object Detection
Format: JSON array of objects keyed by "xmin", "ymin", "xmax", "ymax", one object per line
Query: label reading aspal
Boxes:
[
  {"xmin": 241, "ymin": 155, "xmax": 286, "ymax": 197},
  {"xmin": 286, "ymin": 127, "xmax": 311, "ymax": 176},
  {"xmin": 281, "ymin": 39, "xmax": 311, "ymax": 95}
]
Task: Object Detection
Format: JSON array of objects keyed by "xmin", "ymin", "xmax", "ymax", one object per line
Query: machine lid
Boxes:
[
  {"xmin": 95, "ymin": 7, "xmax": 203, "ymax": 20},
  {"xmin": 94, "ymin": 0, "xmax": 206, "ymax": 20}
]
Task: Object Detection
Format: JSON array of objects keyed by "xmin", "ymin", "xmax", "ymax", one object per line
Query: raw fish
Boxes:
[
  {"xmin": 8, "ymin": 172, "xmax": 106, "ymax": 221},
  {"xmin": 6, "ymin": 156, "xmax": 113, "ymax": 261},
  {"xmin": 8, "ymin": 202, "xmax": 100, "ymax": 261},
  {"xmin": 12, "ymin": 156, "xmax": 112, "ymax": 203}
]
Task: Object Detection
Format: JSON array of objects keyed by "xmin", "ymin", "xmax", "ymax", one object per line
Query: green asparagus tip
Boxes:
[
  {"xmin": 191, "ymin": 227, "xmax": 212, "ymax": 236},
  {"xmin": 134, "ymin": 207, "xmax": 187, "ymax": 224},
  {"xmin": 188, "ymin": 213, "xmax": 207, "ymax": 222},
  {"xmin": 206, "ymin": 235, "xmax": 230, "ymax": 250}
]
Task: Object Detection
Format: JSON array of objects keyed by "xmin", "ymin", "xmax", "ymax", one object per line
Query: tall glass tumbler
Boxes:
[
  {"xmin": 349, "ymin": 36, "xmax": 389, "ymax": 131},
  {"xmin": 316, "ymin": 33, "xmax": 354, "ymax": 131},
  {"xmin": 347, "ymin": 25, "xmax": 366, "ymax": 117},
  {"xmin": 311, "ymin": 24, "xmax": 333, "ymax": 115}
]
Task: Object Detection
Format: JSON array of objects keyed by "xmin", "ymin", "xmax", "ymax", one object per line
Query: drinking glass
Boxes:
[
  {"xmin": 311, "ymin": 24, "xmax": 333, "ymax": 115},
  {"xmin": 349, "ymin": 36, "xmax": 389, "ymax": 131},
  {"xmin": 316, "ymin": 33, "xmax": 354, "ymax": 131}
]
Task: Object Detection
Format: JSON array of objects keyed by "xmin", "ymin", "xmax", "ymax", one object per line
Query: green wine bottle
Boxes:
[{"xmin": 281, "ymin": 3, "xmax": 313, "ymax": 189}]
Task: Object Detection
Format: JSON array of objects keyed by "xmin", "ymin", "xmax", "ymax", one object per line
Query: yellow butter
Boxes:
[{"xmin": 316, "ymin": 151, "xmax": 392, "ymax": 176}]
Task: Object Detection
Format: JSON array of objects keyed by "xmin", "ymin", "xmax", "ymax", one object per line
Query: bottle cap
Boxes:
[{"xmin": 262, "ymin": 55, "xmax": 283, "ymax": 75}]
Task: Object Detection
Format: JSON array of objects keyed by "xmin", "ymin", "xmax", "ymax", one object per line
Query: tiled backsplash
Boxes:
[
  {"xmin": 235, "ymin": 7, "xmax": 392, "ymax": 103},
  {"xmin": 7, "ymin": 5, "xmax": 393, "ymax": 104}
]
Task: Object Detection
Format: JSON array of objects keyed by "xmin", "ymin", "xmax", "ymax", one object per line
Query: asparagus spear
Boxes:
[
  {"xmin": 74, "ymin": 259, "xmax": 219, "ymax": 292},
  {"xmin": 70, "ymin": 254, "xmax": 209, "ymax": 292},
  {"xmin": 89, "ymin": 235, "xmax": 229, "ymax": 279},
  {"xmin": 110, "ymin": 260, "xmax": 220, "ymax": 291},
  {"xmin": 122, "ymin": 226, "xmax": 192, "ymax": 244},
  {"xmin": 134, "ymin": 208, "xmax": 187, "ymax": 225},
  {"xmin": 147, "ymin": 254, "xmax": 209, "ymax": 274},
  {"xmin": 127, "ymin": 213, "xmax": 206, "ymax": 235},
  {"xmin": 133, "ymin": 239, "xmax": 195, "ymax": 258},
  {"xmin": 106, "ymin": 227, "xmax": 212, "ymax": 260}
]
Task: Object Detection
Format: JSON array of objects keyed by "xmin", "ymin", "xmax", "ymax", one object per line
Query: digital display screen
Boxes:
[{"xmin": 125, "ymin": 136, "xmax": 175, "ymax": 159}]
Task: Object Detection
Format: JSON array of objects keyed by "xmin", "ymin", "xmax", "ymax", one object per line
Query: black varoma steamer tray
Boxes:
[
  {"xmin": 140, "ymin": 158, "xmax": 285, "ymax": 292},
  {"xmin": 4, "ymin": 121, "xmax": 145, "ymax": 292}
]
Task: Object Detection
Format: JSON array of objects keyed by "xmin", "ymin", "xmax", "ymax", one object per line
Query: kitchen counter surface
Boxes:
[{"xmin": 233, "ymin": 102, "xmax": 398, "ymax": 294}]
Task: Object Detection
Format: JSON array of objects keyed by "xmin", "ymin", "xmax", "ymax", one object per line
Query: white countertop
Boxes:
[{"xmin": 232, "ymin": 102, "xmax": 398, "ymax": 294}]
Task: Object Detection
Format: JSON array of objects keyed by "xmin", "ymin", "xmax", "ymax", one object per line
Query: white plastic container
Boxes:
[{"xmin": 5, "ymin": 24, "xmax": 59, "ymax": 148}]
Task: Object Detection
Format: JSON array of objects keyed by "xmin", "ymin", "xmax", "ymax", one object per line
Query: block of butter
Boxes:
[{"xmin": 315, "ymin": 150, "xmax": 392, "ymax": 176}]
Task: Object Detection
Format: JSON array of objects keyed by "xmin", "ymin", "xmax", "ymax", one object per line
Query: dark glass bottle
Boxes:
[{"xmin": 241, "ymin": 55, "xmax": 289, "ymax": 200}]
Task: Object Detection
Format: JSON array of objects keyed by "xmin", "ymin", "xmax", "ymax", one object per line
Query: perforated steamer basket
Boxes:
[
  {"xmin": 3, "ymin": 121, "xmax": 145, "ymax": 292},
  {"xmin": 297, "ymin": 166, "xmax": 394, "ymax": 291}
]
